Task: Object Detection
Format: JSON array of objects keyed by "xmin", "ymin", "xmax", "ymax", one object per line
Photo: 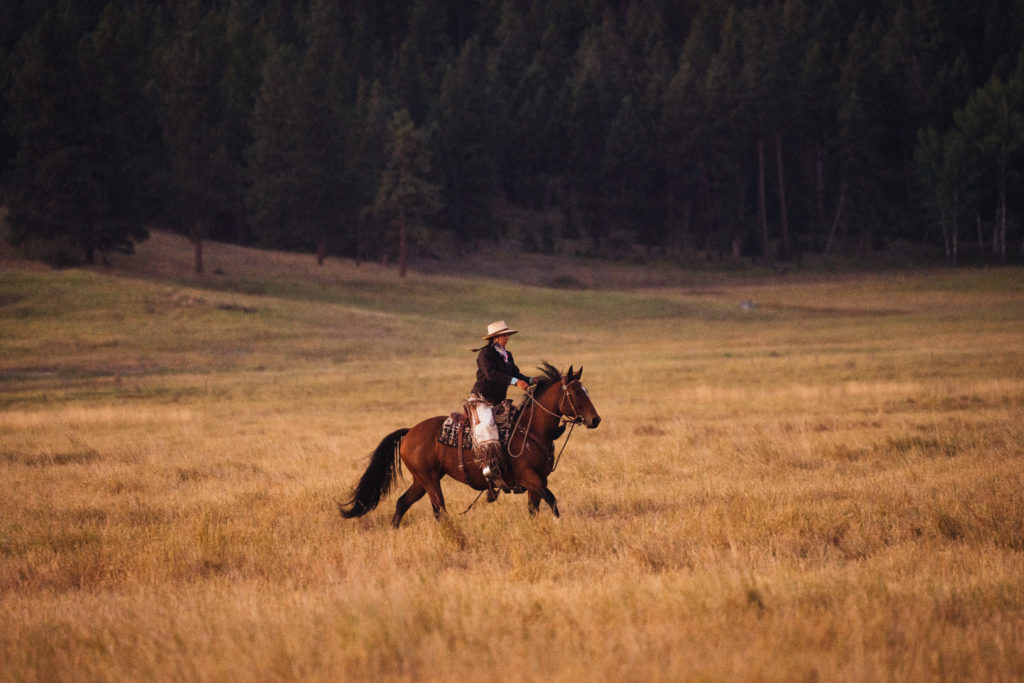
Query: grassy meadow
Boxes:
[{"xmin": 2, "ymin": 232, "xmax": 1023, "ymax": 681}]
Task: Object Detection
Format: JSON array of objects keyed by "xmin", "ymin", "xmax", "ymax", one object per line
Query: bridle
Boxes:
[
  {"xmin": 534, "ymin": 377, "xmax": 584, "ymax": 419},
  {"xmin": 509, "ymin": 377, "xmax": 587, "ymax": 468}
]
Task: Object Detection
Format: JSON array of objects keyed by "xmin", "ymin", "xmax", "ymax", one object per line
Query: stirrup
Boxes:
[{"xmin": 484, "ymin": 470, "xmax": 511, "ymax": 492}]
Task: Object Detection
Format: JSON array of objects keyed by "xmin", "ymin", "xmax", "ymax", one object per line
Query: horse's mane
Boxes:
[
  {"xmin": 517, "ymin": 361, "xmax": 562, "ymax": 409},
  {"xmin": 534, "ymin": 361, "xmax": 562, "ymax": 389}
]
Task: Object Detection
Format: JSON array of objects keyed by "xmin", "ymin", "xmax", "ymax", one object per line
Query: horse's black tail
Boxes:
[{"xmin": 338, "ymin": 428, "xmax": 409, "ymax": 519}]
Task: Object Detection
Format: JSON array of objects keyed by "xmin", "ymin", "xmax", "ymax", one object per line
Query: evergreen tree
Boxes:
[
  {"xmin": 348, "ymin": 78, "xmax": 393, "ymax": 263},
  {"xmin": 914, "ymin": 126, "xmax": 978, "ymax": 264},
  {"xmin": 152, "ymin": 2, "xmax": 241, "ymax": 273},
  {"xmin": 566, "ymin": 15, "xmax": 627, "ymax": 249},
  {"xmin": 603, "ymin": 95, "xmax": 658, "ymax": 247},
  {"xmin": 430, "ymin": 37, "xmax": 502, "ymax": 242},
  {"xmin": 4, "ymin": 2, "xmax": 153, "ymax": 265},
  {"xmin": 833, "ymin": 13, "xmax": 889, "ymax": 254},
  {"xmin": 504, "ymin": 23, "xmax": 573, "ymax": 209},
  {"xmin": 704, "ymin": 6, "xmax": 751, "ymax": 259},
  {"xmin": 246, "ymin": 41, "xmax": 306, "ymax": 250},
  {"xmin": 364, "ymin": 109, "xmax": 440, "ymax": 276},
  {"xmin": 390, "ymin": 0, "xmax": 455, "ymax": 124},
  {"xmin": 661, "ymin": 8, "xmax": 717, "ymax": 253},
  {"xmin": 796, "ymin": 0, "xmax": 844, "ymax": 252},
  {"xmin": 953, "ymin": 73, "xmax": 1024, "ymax": 262},
  {"xmin": 250, "ymin": 0, "xmax": 355, "ymax": 261}
]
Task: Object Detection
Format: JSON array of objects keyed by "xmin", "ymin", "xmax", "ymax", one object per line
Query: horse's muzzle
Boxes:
[{"xmin": 586, "ymin": 416, "xmax": 601, "ymax": 429}]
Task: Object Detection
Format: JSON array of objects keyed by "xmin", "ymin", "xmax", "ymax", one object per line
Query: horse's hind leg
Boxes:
[
  {"xmin": 423, "ymin": 478, "xmax": 448, "ymax": 520},
  {"xmin": 392, "ymin": 481, "xmax": 426, "ymax": 528},
  {"xmin": 404, "ymin": 467, "xmax": 447, "ymax": 522}
]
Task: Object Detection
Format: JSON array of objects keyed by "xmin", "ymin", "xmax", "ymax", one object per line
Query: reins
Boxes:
[{"xmin": 509, "ymin": 379, "xmax": 583, "ymax": 471}]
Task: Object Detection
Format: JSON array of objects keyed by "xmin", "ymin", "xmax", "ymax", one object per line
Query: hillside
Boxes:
[{"xmin": 97, "ymin": 229, "xmax": 743, "ymax": 290}]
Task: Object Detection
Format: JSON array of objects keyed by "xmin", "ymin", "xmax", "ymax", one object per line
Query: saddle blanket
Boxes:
[{"xmin": 438, "ymin": 405, "xmax": 518, "ymax": 449}]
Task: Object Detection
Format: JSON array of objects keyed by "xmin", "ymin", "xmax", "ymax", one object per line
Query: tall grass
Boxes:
[{"xmin": 1, "ymin": 236, "xmax": 1022, "ymax": 680}]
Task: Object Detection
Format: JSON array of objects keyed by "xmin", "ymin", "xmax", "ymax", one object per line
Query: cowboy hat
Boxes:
[{"xmin": 482, "ymin": 320, "xmax": 518, "ymax": 339}]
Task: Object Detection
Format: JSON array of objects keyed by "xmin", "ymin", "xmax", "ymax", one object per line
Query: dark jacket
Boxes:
[{"xmin": 471, "ymin": 344, "xmax": 530, "ymax": 404}]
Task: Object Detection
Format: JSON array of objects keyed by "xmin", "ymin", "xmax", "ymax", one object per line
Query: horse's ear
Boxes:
[
  {"xmin": 567, "ymin": 365, "xmax": 574, "ymax": 380},
  {"xmin": 576, "ymin": 366, "xmax": 583, "ymax": 379}
]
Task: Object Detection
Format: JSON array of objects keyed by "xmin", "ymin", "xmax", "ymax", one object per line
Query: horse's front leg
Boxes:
[
  {"xmin": 540, "ymin": 487, "xmax": 559, "ymax": 519},
  {"xmin": 528, "ymin": 481, "xmax": 561, "ymax": 518},
  {"xmin": 527, "ymin": 490, "xmax": 541, "ymax": 515}
]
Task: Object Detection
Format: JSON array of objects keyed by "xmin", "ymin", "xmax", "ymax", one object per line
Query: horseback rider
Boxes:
[{"xmin": 468, "ymin": 321, "xmax": 534, "ymax": 491}]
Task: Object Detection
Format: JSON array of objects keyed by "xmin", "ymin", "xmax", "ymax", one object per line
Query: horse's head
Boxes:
[{"xmin": 534, "ymin": 364, "xmax": 601, "ymax": 429}]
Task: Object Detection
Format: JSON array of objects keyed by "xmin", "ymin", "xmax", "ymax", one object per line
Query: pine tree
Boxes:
[
  {"xmin": 704, "ymin": 6, "xmax": 751, "ymax": 259},
  {"xmin": 953, "ymin": 73, "xmax": 1024, "ymax": 262},
  {"xmin": 153, "ymin": 2, "xmax": 240, "ymax": 273},
  {"xmin": 430, "ymin": 37, "xmax": 502, "ymax": 242},
  {"xmin": 603, "ymin": 95, "xmax": 657, "ymax": 247},
  {"xmin": 365, "ymin": 110, "xmax": 440, "ymax": 277},
  {"xmin": 504, "ymin": 23, "xmax": 573, "ymax": 208},
  {"xmin": 3, "ymin": 2, "xmax": 154, "ymax": 265},
  {"xmin": 661, "ymin": 9, "xmax": 717, "ymax": 253},
  {"xmin": 348, "ymin": 79, "xmax": 393, "ymax": 263},
  {"xmin": 833, "ymin": 12, "xmax": 889, "ymax": 255}
]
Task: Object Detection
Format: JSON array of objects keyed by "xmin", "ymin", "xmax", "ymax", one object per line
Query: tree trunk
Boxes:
[
  {"xmin": 815, "ymin": 142, "xmax": 826, "ymax": 250},
  {"xmin": 997, "ymin": 178, "xmax": 1007, "ymax": 262},
  {"xmin": 775, "ymin": 133, "xmax": 791, "ymax": 259},
  {"xmin": 193, "ymin": 235, "xmax": 204, "ymax": 274},
  {"xmin": 682, "ymin": 200, "xmax": 692, "ymax": 252},
  {"xmin": 952, "ymin": 215, "xmax": 958, "ymax": 265},
  {"xmin": 757, "ymin": 139, "xmax": 769, "ymax": 260},
  {"xmin": 976, "ymin": 213, "xmax": 985, "ymax": 264},
  {"xmin": 939, "ymin": 192, "xmax": 952, "ymax": 264},
  {"xmin": 316, "ymin": 240, "xmax": 326, "ymax": 266},
  {"xmin": 951, "ymin": 191, "xmax": 959, "ymax": 266},
  {"xmin": 398, "ymin": 213, "xmax": 408, "ymax": 277},
  {"xmin": 82, "ymin": 221, "xmax": 96, "ymax": 265},
  {"xmin": 356, "ymin": 214, "xmax": 364, "ymax": 267},
  {"xmin": 698, "ymin": 152, "xmax": 712, "ymax": 246},
  {"xmin": 823, "ymin": 181, "xmax": 846, "ymax": 255}
]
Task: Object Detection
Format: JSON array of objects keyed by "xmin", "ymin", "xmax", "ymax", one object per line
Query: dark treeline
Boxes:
[{"xmin": 2, "ymin": 0, "xmax": 1023, "ymax": 271}]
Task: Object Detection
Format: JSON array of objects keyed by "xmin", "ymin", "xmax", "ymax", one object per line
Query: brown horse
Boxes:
[{"xmin": 338, "ymin": 363, "xmax": 601, "ymax": 527}]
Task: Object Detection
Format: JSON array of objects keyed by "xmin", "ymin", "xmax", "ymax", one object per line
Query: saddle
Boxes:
[{"xmin": 437, "ymin": 401, "xmax": 518, "ymax": 471}]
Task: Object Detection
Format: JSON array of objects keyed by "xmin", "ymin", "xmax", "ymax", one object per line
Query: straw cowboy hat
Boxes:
[{"xmin": 482, "ymin": 320, "xmax": 518, "ymax": 339}]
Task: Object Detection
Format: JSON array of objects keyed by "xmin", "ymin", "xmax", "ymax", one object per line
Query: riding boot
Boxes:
[{"xmin": 477, "ymin": 442, "xmax": 510, "ymax": 491}]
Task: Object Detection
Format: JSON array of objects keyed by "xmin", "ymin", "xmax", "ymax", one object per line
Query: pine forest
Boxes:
[{"xmin": 2, "ymin": 0, "xmax": 1024, "ymax": 270}]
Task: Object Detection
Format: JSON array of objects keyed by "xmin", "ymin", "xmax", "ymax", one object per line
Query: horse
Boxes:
[{"xmin": 337, "ymin": 363, "xmax": 601, "ymax": 527}]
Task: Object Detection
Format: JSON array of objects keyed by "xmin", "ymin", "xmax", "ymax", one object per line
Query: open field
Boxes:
[{"xmin": 2, "ymin": 233, "xmax": 1023, "ymax": 681}]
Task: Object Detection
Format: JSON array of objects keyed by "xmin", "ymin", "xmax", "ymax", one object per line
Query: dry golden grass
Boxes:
[{"xmin": 1, "ymin": 234, "xmax": 1023, "ymax": 681}]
